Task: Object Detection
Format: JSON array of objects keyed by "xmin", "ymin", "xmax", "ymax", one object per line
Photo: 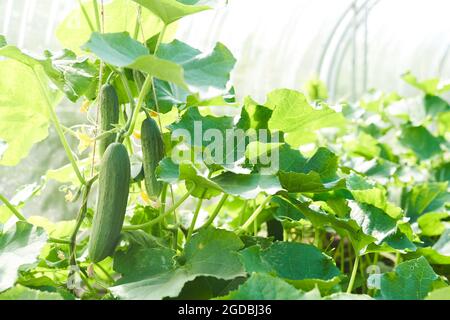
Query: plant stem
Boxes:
[
  {"xmin": 77, "ymin": 0, "xmax": 95, "ymax": 32},
  {"xmin": 395, "ymin": 252, "xmax": 402, "ymax": 266},
  {"xmin": 121, "ymin": 75, "xmax": 152, "ymax": 139},
  {"xmin": 33, "ymin": 66, "xmax": 86, "ymax": 186},
  {"xmin": 198, "ymin": 194, "xmax": 228, "ymax": 230},
  {"xmin": 133, "ymin": 5, "xmax": 142, "ymax": 39},
  {"xmin": 169, "ymin": 185, "xmax": 178, "ymax": 251},
  {"xmin": 314, "ymin": 228, "xmax": 321, "ymax": 248},
  {"xmin": 121, "ymin": 24, "xmax": 167, "ymax": 140},
  {"xmin": 49, "ymin": 237, "xmax": 72, "ymax": 245},
  {"xmin": 0, "ymin": 194, "xmax": 26, "ymax": 221},
  {"xmin": 118, "ymin": 71, "xmax": 136, "ymax": 109},
  {"xmin": 186, "ymin": 189, "xmax": 207, "ymax": 242},
  {"xmin": 68, "ymin": 176, "xmax": 96, "ymax": 282},
  {"xmin": 237, "ymin": 196, "xmax": 272, "ymax": 235},
  {"xmin": 238, "ymin": 200, "xmax": 248, "ymax": 226},
  {"xmin": 359, "ymin": 254, "xmax": 367, "ymax": 293},
  {"xmin": 92, "ymin": 0, "xmax": 102, "ymax": 32},
  {"xmin": 123, "ymin": 185, "xmax": 195, "ymax": 231},
  {"xmin": 346, "ymin": 254, "xmax": 360, "ymax": 294},
  {"xmin": 158, "ymin": 183, "xmax": 168, "ymax": 233},
  {"xmin": 340, "ymin": 238, "xmax": 345, "ymax": 272}
]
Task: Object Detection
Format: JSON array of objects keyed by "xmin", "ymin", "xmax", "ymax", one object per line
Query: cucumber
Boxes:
[
  {"xmin": 266, "ymin": 219, "xmax": 284, "ymax": 241},
  {"xmin": 141, "ymin": 117, "xmax": 165, "ymax": 197},
  {"xmin": 89, "ymin": 143, "xmax": 130, "ymax": 262},
  {"xmin": 99, "ymin": 84, "xmax": 119, "ymax": 156}
]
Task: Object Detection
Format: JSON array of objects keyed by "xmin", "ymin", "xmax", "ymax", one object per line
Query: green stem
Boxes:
[
  {"xmin": 0, "ymin": 194, "xmax": 26, "ymax": 221},
  {"xmin": 158, "ymin": 183, "xmax": 168, "ymax": 234},
  {"xmin": 118, "ymin": 71, "xmax": 136, "ymax": 109},
  {"xmin": 121, "ymin": 24, "xmax": 167, "ymax": 139},
  {"xmin": 121, "ymin": 75, "xmax": 152, "ymax": 139},
  {"xmin": 133, "ymin": 5, "xmax": 142, "ymax": 39},
  {"xmin": 238, "ymin": 200, "xmax": 248, "ymax": 226},
  {"xmin": 186, "ymin": 189, "xmax": 207, "ymax": 242},
  {"xmin": 92, "ymin": 0, "xmax": 102, "ymax": 32},
  {"xmin": 395, "ymin": 252, "xmax": 402, "ymax": 266},
  {"xmin": 49, "ymin": 237, "xmax": 73, "ymax": 245},
  {"xmin": 198, "ymin": 194, "xmax": 228, "ymax": 230},
  {"xmin": 169, "ymin": 185, "xmax": 178, "ymax": 251},
  {"xmin": 33, "ymin": 67, "xmax": 86, "ymax": 185},
  {"xmin": 77, "ymin": 0, "xmax": 95, "ymax": 32},
  {"xmin": 79, "ymin": 271, "xmax": 96, "ymax": 294},
  {"xmin": 123, "ymin": 185, "xmax": 195, "ymax": 231},
  {"xmin": 346, "ymin": 255, "xmax": 360, "ymax": 294},
  {"xmin": 373, "ymin": 252, "xmax": 379, "ymax": 265},
  {"xmin": 314, "ymin": 229, "xmax": 321, "ymax": 248},
  {"xmin": 237, "ymin": 196, "xmax": 272, "ymax": 235},
  {"xmin": 68, "ymin": 176, "xmax": 96, "ymax": 277},
  {"xmin": 359, "ymin": 254, "xmax": 366, "ymax": 293}
]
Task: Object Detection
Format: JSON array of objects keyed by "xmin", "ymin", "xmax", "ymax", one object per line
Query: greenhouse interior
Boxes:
[{"xmin": 0, "ymin": 0, "xmax": 449, "ymax": 303}]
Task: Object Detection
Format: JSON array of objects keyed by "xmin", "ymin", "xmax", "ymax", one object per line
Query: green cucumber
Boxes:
[
  {"xmin": 141, "ymin": 117, "xmax": 165, "ymax": 197},
  {"xmin": 99, "ymin": 84, "xmax": 119, "ymax": 156},
  {"xmin": 89, "ymin": 143, "xmax": 130, "ymax": 262}
]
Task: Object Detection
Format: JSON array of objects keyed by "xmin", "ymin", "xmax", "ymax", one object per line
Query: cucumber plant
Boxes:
[{"xmin": 0, "ymin": 0, "xmax": 449, "ymax": 301}]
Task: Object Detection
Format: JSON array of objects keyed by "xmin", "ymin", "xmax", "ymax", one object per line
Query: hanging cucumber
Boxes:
[
  {"xmin": 89, "ymin": 143, "xmax": 130, "ymax": 263},
  {"xmin": 266, "ymin": 219, "xmax": 284, "ymax": 241},
  {"xmin": 99, "ymin": 84, "xmax": 119, "ymax": 156},
  {"xmin": 141, "ymin": 117, "xmax": 165, "ymax": 198}
]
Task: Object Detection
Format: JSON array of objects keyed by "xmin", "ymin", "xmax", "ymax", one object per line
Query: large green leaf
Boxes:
[
  {"xmin": 0, "ymin": 183, "xmax": 42, "ymax": 223},
  {"xmin": 110, "ymin": 228, "xmax": 245, "ymax": 299},
  {"xmin": 217, "ymin": 273, "xmax": 321, "ymax": 300},
  {"xmin": 0, "ymin": 285, "xmax": 64, "ymax": 300},
  {"xmin": 57, "ymin": 0, "xmax": 175, "ymax": 53},
  {"xmin": 266, "ymin": 89, "xmax": 346, "ymax": 146},
  {"xmin": 285, "ymin": 197, "xmax": 375, "ymax": 252},
  {"xmin": 157, "ymin": 40, "xmax": 236, "ymax": 98},
  {"xmin": 0, "ymin": 44, "xmax": 96, "ymax": 102},
  {"xmin": 0, "ymin": 222, "xmax": 47, "ymax": 292},
  {"xmin": 399, "ymin": 125, "xmax": 442, "ymax": 160},
  {"xmin": 348, "ymin": 202, "xmax": 398, "ymax": 245},
  {"xmin": 378, "ymin": 257, "xmax": 439, "ymax": 300},
  {"xmin": 418, "ymin": 212, "xmax": 449, "ymax": 237},
  {"xmin": 82, "ymin": 32, "xmax": 186, "ymax": 88},
  {"xmin": 132, "ymin": 0, "xmax": 210, "ymax": 25},
  {"xmin": 402, "ymin": 72, "xmax": 450, "ymax": 95},
  {"xmin": 239, "ymin": 242, "xmax": 341, "ymax": 292},
  {"xmin": 168, "ymin": 105, "xmax": 234, "ymax": 148},
  {"xmin": 347, "ymin": 174, "xmax": 403, "ymax": 219},
  {"xmin": 279, "ymin": 171, "xmax": 344, "ymax": 194},
  {"xmin": 237, "ymin": 97, "xmax": 273, "ymax": 132},
  {"xmin": 277, "ymin": 146, "xmax": 343, "ymax": 193},
  {"xmin": 424, "ymin": 95, "xmax": 450, "ymax": 117},
  {"xmin": 0, "ymin": 60, "xmax": 60, "ymax": 166},
  {"xmin": 426, "ymin": 287, "xmax": 450, "ymax": 300},
  {"xmin": 417, "ymin": 229, "xmax": 450, "ymax": 265},
  {"xmin": 157, "ymin": 158, "xmax": 282, "ymax": 199},
  {"xmin": 114, "ymin": 246, "xmax": 175, "ymax": 284},
  {"xmin": 211, "ymin": 172, "xmax": 282, "ymax": 199},
  {"xmin": 405, "ymin": 182, "xmax": 449, "ymax": 222}
]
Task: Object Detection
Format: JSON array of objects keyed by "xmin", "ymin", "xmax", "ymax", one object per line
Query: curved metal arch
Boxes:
[
  {"xmin": 326, "ymin": 0, "xmax": 380, "ymax": 100},
  {"xmin": 438, "ymin": 44, "xmax": 450, "ymax": 77},
  {"xmin": 317, "ymin": 0, "xmax": 378, "ymax": 80},
  {"xmin": 316, "ymin": 1, "xmax": 360, "ymax": 75}
]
